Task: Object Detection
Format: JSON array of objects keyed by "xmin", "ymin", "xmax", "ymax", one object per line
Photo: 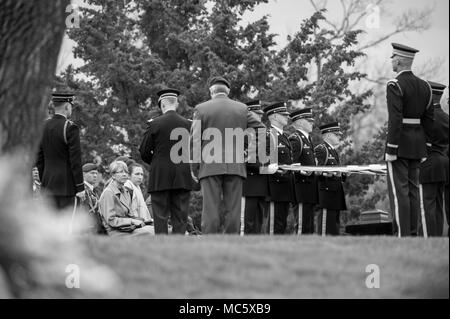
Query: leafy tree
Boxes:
[
  {"xmin": 63, "ymin": 0, "xmax": 278, "ymax": 167},
  {"xmin": 60, "ymin": 1, "xmax": 379, "ymax": 228}
]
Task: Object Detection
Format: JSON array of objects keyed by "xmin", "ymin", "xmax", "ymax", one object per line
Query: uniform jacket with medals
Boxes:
[
  {"xmin": 267, "ymin": 127, "xmax": 295, "ymax": 202},
  {"xmin": 289, "ymin": 130, "xmax": 318, "ymax": 204},
  {"xmin": 314, "ymin": 142, "xmax": 347, "ymax": 210},
  {"xmin": 385, "ymin": 71, "xmax": 434, "ymax": 159},
  {"xmin": 36, "ymin": 114, "xmax": 84, "ymax": 196}
]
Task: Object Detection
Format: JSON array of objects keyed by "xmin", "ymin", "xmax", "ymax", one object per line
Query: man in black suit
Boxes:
[
  {"xmin": 36, "ymin": 92, "xmax": 85, "ymax": 210},
  {"xmin": 264, "ymin": 102, "xmax": 296, "ymax": 235},
  {"xmin": 289, "ymin": 108, "xmax": 318, "ymax": 235},
  {"xmin": 314, "ymin": 122, "xmax": 347, "ymax": 236},
  {"xmin": 385, "ymin": 43, "xmax": 434, "ymax": 237},
  {"xmin": 420, "ymin": 82, "xmax": 449, "ymax": 237},
  {"xmin": 139, "ymin": 89, "xmax": 195, "ymax": 234}
]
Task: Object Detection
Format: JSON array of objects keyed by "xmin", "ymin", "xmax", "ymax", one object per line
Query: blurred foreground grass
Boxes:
[{"xmin": 28, "ymin": 235, "xmax": 448, "ymax": 299}]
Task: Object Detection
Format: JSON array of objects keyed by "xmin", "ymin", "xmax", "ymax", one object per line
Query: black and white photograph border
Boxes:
[{"xmin": 0, "ymin": 0, "xmax": 448, "ymax": 302}]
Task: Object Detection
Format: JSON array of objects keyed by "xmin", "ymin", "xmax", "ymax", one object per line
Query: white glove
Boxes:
[
  {"xmin": 385, "ymin": 153, "xmax": 397, "ymax": 162},
  {"xmin": 191, "ymin": 172, "xmax": 199, "ymax": 183},
  {"xmin": 260, "ymin": 163, "xmax": 279, "ymax": 175},
  {"xmin": 76, "ymin": 191, "xmax": 86, "ymax": 201}
]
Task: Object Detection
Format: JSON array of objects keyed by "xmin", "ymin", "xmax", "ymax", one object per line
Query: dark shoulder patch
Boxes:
[{"xmin": 67, "ymin": 120, "xmax": 78, "ymax": 129}]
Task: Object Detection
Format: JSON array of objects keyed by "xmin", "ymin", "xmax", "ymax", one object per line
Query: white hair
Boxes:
[{"xmin": 209, "ymin": 84, "xmax": 230, "ymax": 97}]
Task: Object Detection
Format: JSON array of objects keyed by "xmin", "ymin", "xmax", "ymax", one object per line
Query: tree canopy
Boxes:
[{"xmin": 58, "ymin": 0, "xmax": 386, "ymax": 218}]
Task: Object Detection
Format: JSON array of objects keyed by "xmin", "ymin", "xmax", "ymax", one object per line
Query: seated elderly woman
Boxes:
[{"xmin": 99, "ymin": 161, "xmax": 154, "ymax": 236}]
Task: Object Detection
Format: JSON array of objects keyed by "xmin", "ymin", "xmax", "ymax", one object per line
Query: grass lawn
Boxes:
[{"xmin": 41, "ymin": 235, "xmax": 447, "ymax": 299}]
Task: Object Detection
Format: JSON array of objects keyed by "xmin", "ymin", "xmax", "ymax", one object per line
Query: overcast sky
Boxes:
[{"xmin": 58, "ymin": 0, "xmax": 449, "ymax": 83}]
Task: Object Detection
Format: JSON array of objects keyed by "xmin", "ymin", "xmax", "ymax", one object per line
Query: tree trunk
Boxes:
[{"xmin": 0, "ymin": 0, "xmax": 69, "ymax": 162}]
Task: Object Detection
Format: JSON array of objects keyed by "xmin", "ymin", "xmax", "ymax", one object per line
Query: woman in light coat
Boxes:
[{"xmin": 99, "ymin": 161, "xmax": 153, "ymax": 236}]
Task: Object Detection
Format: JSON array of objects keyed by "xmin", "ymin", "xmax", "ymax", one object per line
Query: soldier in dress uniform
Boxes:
[
  {"xmin": 242, "ymin": 100, "xmax": 270, "ymax": 234},
  {"xmin": 289, "ymin": 108, "xmax": 318, "ymax": 235},
  {"xmin": 420, "ymin": 82, "xmax": 449, "ymax": 237},
  {"xmin": 80, "ymin": 163, "xmax": 106, "ymax": 234},
  {"xmin": 263, "ymin": 102, "xmax": 296, "ymax": 234},
  {"xmin": 36, "ymin": 92, "xmax": 85, "ymax": 210},
  {"xmin": 314, "ymin": 122, "xmax": 347, "ymax": 236},
  {"xmin": 385, "ymin": 43, "xmax": 434, "ymax": 237},
  {"xmin": 139, "ymin": 88, "xmax": 196, "ymax": 235}
]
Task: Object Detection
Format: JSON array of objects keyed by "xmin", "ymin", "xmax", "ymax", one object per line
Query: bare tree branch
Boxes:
[
  {"xmin": 414, "ymin": 57, "xmax": 448, "ymax": 81},
  {"xmin": 358, "ymin": 6, "xmax": 433, "ymax": 51},
  {"xmin": 309, "ymin": 0, "xmax": 433, "ymax": 53}
]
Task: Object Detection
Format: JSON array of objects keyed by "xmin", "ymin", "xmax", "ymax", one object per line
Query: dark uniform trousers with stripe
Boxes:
[
  {"xmin": 420, "ymin": 103, "xmax": 449, "ymax": 237},
  {"xmin": 36, "ymin": 114, "xmax": 85, "ymax": 212},
  {"xmin": 446, "ymin": 179, "xmax": 449, "ymax": 236},
  {"xmin": 387, "ymin": 159, "xmax": 420, "ymax": 236},
  {"xmin": 314, "ymin": 142, "xmax": 347, "ymax": 235},
  {"xmin": 242, "ymin": 128, "xmax": 271, "ymax": 234},
  {"xmin": 445, "ymin": 149, "xmax": 450, "ymax": 236},
  {"xmin": 385, "ymin": 71, "xmax": 434, "ymax": 237},
  {"xmin": 266, "ymin": 128, "xmax": 295, "ymax": 234},
  {"xmin": 289, "ymin": 130, "xmax": 318, "ymax": 234}
]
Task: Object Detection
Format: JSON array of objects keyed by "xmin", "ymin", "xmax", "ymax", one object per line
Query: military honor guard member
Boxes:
[
  {"xmin": 385, "ymin": 43, "xmax": 434, "ymax": 237},
  {"xmin": 289, "ymin": 108, "xmax": 318, "ymax": 235},
  {"xmin": 446, "ymin": 147, "xmax": 449, "ymax": 236},
  {"xmin": 241, "ymin": 100, "xmax": 270, "ymax": 234},
  {"xmin": 80, "ymin": 163, "xmax": 105, "ymax": 234},
  {"xmin": 264, "ymin": 102, "xmax": 296, "ymax": 235},
  {"xmin": 420, "ymin": 82, "xmax": 449, "ymax": 237},
  {"xmin": 139, "ymin": 88, "xmax": 195, "ymax": 235},
  {"xmin": 36, "ymin": 92, "xmax": 85, "ymax": 210},
  {"xmin": 314, "ymin": 122, "xmax": 347, "ymax": 236}
]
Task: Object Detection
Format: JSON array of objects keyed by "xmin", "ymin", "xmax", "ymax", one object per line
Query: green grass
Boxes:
[{"xmin": 50, "ymin": 235, "xmax": 448, "ymax": 299}]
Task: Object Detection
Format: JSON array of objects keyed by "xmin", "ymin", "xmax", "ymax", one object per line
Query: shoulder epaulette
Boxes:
[
  {"xmin": 425, "ymin": 81, "xmax": 433, "ymax": 109},
  {"xmin": 314, "ymin": 143, "xmax": 325, "ymax": 151},
  {"xmin": 387, "ymin": 79, "xmax": 403, "ymax": 96},
  {"xmin": 63, "ymin": 120, "xmax": 69, "ymax": 144}
]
